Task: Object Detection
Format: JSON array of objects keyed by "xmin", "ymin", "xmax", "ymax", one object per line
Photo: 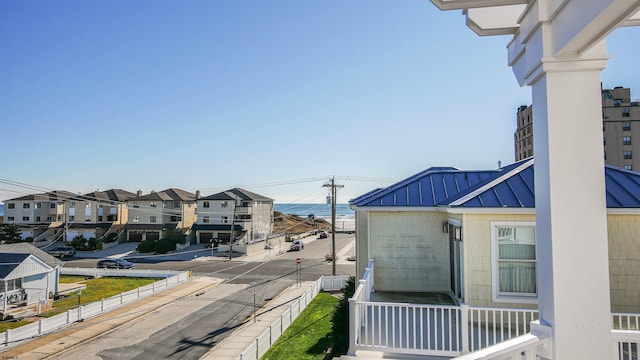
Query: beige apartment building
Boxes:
[{"xmin": 515, "ymin": 86, "xmax": 640, "ymax": 170}]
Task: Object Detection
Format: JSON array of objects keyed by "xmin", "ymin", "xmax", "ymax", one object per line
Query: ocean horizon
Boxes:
[{"xmin": 274, "ymin": 203, "xmax": 354, "ymax": 218}]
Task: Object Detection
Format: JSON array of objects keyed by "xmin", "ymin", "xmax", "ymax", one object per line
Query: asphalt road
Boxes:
[{"xmin": 52, "ymin": 234, "xmax": 355, "ymax": 360}]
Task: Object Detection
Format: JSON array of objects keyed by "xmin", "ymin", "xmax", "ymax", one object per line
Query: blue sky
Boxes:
[{"xmin": 1, "ymin": 1, "xmax": 639, "ymax": 203}]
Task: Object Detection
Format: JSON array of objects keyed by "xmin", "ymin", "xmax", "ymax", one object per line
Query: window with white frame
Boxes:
[
  {"xmin": 203, "ymin": 216, "xmax": 210, "ymax": 223},
  {"xmin": 492, "ymin": 222, "xmax": 537, "ymax": 303},
  {"xmin": 203, "ymin": 202, "xmax": 210, "ymax": 208},
  {"xmin": 221, "ymin": 201, "xmax": 228, "ymax": 208},
  {"xmin": 134, "ymin": 216, "xmax": 139, "ymax": 223},
  {"xmin": 221, "ymin": 216, "xmax": 228, "ymax": 223},
  {"xmin": 150, "ymin": 215, "xmax": 157, "ymax": 223},
  {"xmin": 150, "ymin": 201, "xmax": 157, "ymax": 208},
  {"xmin": 7, "ymin": 203, "xmax": 15, "ymax": 209}
]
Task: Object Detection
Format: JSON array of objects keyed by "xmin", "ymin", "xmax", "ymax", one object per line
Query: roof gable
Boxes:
[
  {"xmin": 0, "ymin": 253, "xmax": 53, "ymax": 280},
  {"xmin": 0, "ymin": 243, "xmax": 63, "ymax": 267}
]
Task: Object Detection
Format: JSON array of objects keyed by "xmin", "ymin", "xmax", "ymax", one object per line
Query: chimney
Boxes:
[
  {"xmin": 196, "ymin": 190, "xmax": 201, "ymax": 199},
  {"xmin": 137, "ymin": 190, "xmax": 142, "ymax": 197}
]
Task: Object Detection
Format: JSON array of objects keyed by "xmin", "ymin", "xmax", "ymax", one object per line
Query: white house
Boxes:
[
  {"xmin": 0, "ymin": 243, "xmax": 63, "ymax": 316},
  {"xmin": 347, "ymin": 158, "xmax": 640, "ymax": 357}
]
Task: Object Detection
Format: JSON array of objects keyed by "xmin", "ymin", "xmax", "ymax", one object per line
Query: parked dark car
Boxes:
[
  {"xmin": 97, "ymin": 258, "xmax": 135, "ymax": 269},
  {"xmin": 47, "ymin": 246, "xmax": 76, "ymax": 259}
]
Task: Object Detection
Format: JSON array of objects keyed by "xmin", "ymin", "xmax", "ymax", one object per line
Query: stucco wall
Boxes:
[
  {"xmin": 608, "ymin": 214, "xmax": 640, "ymax": 313},
  {"xmin": 356, "ymin": 211, "xmax": 369, "ymax": 280},
  {"xmin": 369, "ymin": 211, "xmax": 449, "ymax": 292},
  {"xmin": 462, "ymin": 213, "xmax": 536, "ymax": 309}
]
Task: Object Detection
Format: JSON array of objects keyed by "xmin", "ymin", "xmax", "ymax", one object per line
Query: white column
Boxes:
[{"xmin": 531, "ymin": 43, "xmax": 612, "ymax": 359}]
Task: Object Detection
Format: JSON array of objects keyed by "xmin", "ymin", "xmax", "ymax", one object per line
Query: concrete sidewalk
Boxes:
[
  {"xmin": 0, "ymin": 276, "xmax": 221, "ymax": 360},
  {"xmin": 201, "ymin": 280, "xmax": 318, "ymax": 360}
]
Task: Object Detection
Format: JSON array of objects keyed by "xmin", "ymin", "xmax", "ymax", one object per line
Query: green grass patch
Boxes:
[
  {"xmin": 40, "ymin": 277, "xmax": 159, "ymax": 317},
  {"xmin": 262, "ymin": 292, "xmax": 338, "ymax": 360},
  {"xmin": 59, "ymin": 275, "xmax": 88, "ymax": 284},
  {"xmin": 0, "ymin": 319, "xmax": 34, "ymax": 333}
]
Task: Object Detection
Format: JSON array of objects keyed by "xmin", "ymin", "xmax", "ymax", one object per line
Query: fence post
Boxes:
[
  {"xmin": 5, "ymin": 329, "xmax": 10, "ymax": 346},
  {"xmin": 38, "ymin": 319, "xmax": 43, "ymax": 335},
  {"xmin": 67, "ymin": 309, "xmax": 71, "ymax": 324},
  {"xmin": 78, "ymin": 305, "xmax": 82, "ymax": 322},
  {"xmin": 138, "ymin": 287, "xmax": 140, "ymax": 298},
  {"xmin": 460, "ymin": 303, "xmax": 470, "ymax": 354},
  {"xmin": 101, "ymin": 298, "xmax": 104, "ymax": 311},
  {"xmin": 152, "ymin": 282, "xmax": 155, "ymax": 293},
  {"xmin": 255, "ymin": 338, "xmax": 260, "ymax": 360},
  {"xmin": 120, "ymin": 292, "xmax": 124, "ymax": 304}
]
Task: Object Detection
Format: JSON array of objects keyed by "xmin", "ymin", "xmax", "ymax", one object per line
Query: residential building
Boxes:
[
  {"xmin": 514, "ymin": 86, "xmax": 640, "ymax": 171},
  {"xmin": 2, "ymin": 189, "xmax": 136, "ymax": 243},
  {"xmin": 347, "ymin": 159, "xmax": 640, "ymax": 357},
  {"xmin": 2, "ymin": 190, "xmax": 81, "ymax": 242},
  {"xmin": 192, "ymin": 188, "xmax": 273, "ymax": 246},
  {"xmin": 125, "ymin": 188, "xmax": 197, "ymax": 242}
]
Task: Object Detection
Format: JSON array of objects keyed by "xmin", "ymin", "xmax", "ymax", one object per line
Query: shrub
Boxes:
[
  {"xmin": 87, "ymin": 237, "xmax": 98, "ymax": 251},
  {"xmin": 137, "ymin": 239, "xmax": 155, "ymax": 253},
  {"xmin": 154, "ymin": 238, "xmax": 176, "ymax": 254},
  {"xmin": 331, "ymin": 276, "xmax": 356, "ymax": 357},
  {"xmin": 70, "ymin": 235, "xmax": 87, "ymax": 250}
]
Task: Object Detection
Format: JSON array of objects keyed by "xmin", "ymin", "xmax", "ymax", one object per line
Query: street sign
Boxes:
[{"xmin": 296, "ymin": 258, "xmax": 301, "ymax": 264}]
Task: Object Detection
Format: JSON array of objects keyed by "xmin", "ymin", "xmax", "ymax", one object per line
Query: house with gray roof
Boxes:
[
  {"xmin": 0, "ymin": 243, "xmax": 62, "ymax": 315},
  {"xmin": 192, "ymin": 188, "xmax": 274, "ymax": 246},
  {"xmin": 350, "ymin": 158, "xmax": 640, "ymax": 312},
  {"xmin": 125, "ymin": 188, "xmax": 197, "ymax": 242}
]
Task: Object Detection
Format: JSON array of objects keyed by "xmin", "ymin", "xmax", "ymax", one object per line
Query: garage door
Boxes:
[
  {"xmin": 146, "ymin": 232, "xmax": 160, "ymax": 241},
  {"xmin": 129, "ymin": 232, "xmax": 143, "ymax": 242},
  {"xmin": 200, "ymin": 232, "xmax": 213, "ymax": 244}
]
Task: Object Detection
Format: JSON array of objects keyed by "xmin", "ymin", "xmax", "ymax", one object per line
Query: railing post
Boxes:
[
  {"xmin": 101, "ymin": 298, "xmax": 104, "ymax": 311},
  {"xmin": 460, "ymin": 303, "xmax": 470, "ymax": 354},
  {"xmin": 348, "ymin": 297, "xmax": 357, "ymax": 355},
  {"xmin": 78, "ymin": 305, "xmax": 82, "ymax": 322},
  {"xmin": 67, "ymin": 309, "xmax": 71, "ymax": 324},
  {"xmin": 5, "ymin": 329, "xmax": 10, "ymax": 345},
  {"xmin": 120, "ymin": 292, "xmax": 124, "ymax": 304},
  {"xmin": 38, "ymin": 319, "xmax": 43, "ymax": 335}
]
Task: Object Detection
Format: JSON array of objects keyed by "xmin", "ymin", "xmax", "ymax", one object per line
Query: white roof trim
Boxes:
[{"xmin": 449, "ymin": 158, "xmax": 534, "ymax": 207}]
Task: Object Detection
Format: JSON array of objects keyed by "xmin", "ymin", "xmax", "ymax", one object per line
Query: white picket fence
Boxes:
[
  {"xmin": 1, "ymin": 270, "xmax": 190, "ymax": 349},
  {"xmin": 236, "ymin": 275, "xmax": 351, "ymax": 360}
]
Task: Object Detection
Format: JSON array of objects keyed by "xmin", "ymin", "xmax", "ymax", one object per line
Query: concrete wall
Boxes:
[{"xmin": 368, "ymin": 211, "xmax": 449, "ymax": 293}]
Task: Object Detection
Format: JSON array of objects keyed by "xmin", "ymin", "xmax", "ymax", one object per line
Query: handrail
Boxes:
[{"xmin": 452, "ymin": 333, "xmax": 548, "ymax": 359}]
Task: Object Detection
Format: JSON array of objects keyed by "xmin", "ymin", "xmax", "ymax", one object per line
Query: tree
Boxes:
[{"xmin": 0, "ymin": 224, "xmax": 23, "ymax": 244}]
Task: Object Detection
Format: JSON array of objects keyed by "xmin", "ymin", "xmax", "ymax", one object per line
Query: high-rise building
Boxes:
[{"xmin": 514, "ymin": 86, "xmax": 640, "ymax": 170}]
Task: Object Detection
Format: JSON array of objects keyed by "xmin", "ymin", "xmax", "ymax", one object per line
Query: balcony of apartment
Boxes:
[
  {"xmin": 347, "ymin": 259, "xmax": 640, "ymax": 359},
  {"xmin": 233, "ymin": 206, "xmax": 253, "ymax": 216}
]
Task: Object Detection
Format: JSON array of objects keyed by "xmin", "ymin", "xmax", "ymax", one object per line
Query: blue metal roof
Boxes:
[{"xmin": 350, "ymin": 159, "xmax": 640, "ymax": 209}]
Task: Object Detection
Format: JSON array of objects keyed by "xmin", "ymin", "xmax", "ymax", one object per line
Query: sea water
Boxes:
[{"xmin": 274, "ymin": 203, "xmax": 354, "ymax": 218}]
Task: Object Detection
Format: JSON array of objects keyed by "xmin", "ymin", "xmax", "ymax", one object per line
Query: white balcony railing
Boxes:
[{"xmin": 350, "ymin": 258, "xmax": 640, "ymax": 359}]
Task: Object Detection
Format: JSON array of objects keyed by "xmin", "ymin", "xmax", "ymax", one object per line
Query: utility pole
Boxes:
[{"xmin": 323, "ymin": 177, "xmax": 343, "ymax": 276}]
